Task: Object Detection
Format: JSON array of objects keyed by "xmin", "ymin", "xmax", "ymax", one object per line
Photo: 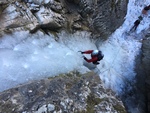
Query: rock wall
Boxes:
[
  {"xmin": 91, "ymin": 0, "xmax": 128, "ymax": 39},
  {"xmin": 0, "ymin": 71, "xmax": 126, "ymax": 113},
  {"xmin": 64, "ymin": 0, "xmax": 128, "ymax": 39},
  {"xmin": 0, "ymin": 0, "xmax": 129, "ymax": 112},
  {"xmin": 142, "ymin": 30, "xmax": 150, "ymax": 113},
  {"xmin": 0, "ymin": 0, "xmax": 128, "ymax": 40}
]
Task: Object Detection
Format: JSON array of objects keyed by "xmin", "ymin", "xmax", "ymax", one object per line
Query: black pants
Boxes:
[{"xmin": 93, "ymin": 61, "xmax": 99, "ymax": 65}]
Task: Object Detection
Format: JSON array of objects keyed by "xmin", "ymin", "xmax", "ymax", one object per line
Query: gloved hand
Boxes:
[
  {"xmin": 78, "ymin": 51, "xmax": 84, "ymax": 54},
  {"xmin": 83, "ymin": 56, "xmax": 87, "ymax": 60}
]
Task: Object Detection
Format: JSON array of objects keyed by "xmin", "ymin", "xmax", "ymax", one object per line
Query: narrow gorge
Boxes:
[{"xmin": 0, "ymin": 0, "xmax": 149, "ymax": 113}]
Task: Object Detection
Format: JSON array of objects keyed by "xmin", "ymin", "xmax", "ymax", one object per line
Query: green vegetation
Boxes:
[
  {"xmin": 74, "ymin": 93, "xmax": 102, "ymax": 113},
  {"xmin": 48, "ymin": 71, "xmax": 82, "ymax": 90},
  {"xmin": 113, "ymin": 104, "xmax": 127, "ymax": 113},
  {"xmin": 86, "ymin": 93, "xmax": 102, "ymax": 113}
]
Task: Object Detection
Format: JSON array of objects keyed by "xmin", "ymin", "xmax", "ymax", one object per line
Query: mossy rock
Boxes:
[
  {"xmin": 86, "ymin": 93, "xmax": 102, "ymax": 113},
  {"xmin": 113, "ymin": 104, "xmax": 127, "ymax": 113}
]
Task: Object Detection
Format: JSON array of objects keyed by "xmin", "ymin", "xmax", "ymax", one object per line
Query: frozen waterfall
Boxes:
[{"xmin": 0, "ymin": 0, "xmax": 149, "ymax": 112}]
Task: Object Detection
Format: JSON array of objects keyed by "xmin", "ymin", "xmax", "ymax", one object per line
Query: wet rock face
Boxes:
[
  {"xmin": 0, "ymin": 72, "xmax": 126, "ymax": 113},
  {"xmin": 0, "ymin": 0, "xmax": 39, "ymax": 36},
  {"xmin": 142, "ymin": 31, "xmax": 150, "ymax": 113},
  {"xmin": 0, "ymin": 0, "xmax": 128, "ymax": 39},
  {"xmin": 65, "ymin": 0, "xmax": 128, "ymax": 39},
  {"xmin": 91, "ymin": 0, "xmax": 128, "ymax": 39}
]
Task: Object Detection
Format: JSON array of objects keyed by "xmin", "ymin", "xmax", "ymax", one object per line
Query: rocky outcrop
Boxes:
[
  {"xmin": 0, "ymin": 0, "xmax": 39, "ymax": 36},
  {"xmin": 142, "ymin": 30, "xmax": 150, "ymax": 113},
  {"xmin": 65, "ymin": 0, "xmax": 128, "ymax": 39},
  {"xmin": 0, "ymin": 0, "xmax": 128, "ymax": 39},
  {"xmin": 0, "ymin": 0, "xmax": 128, "ymax": 112},
  {"xmin": 0, "ymin": 71, "xmax": 126, "ymax": 113},
  {"xmin": 91, "ymin": 0, "xmax": 128, "ymax": 39}
]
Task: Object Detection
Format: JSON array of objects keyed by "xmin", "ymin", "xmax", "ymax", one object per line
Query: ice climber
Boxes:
[
  {"xmin": 79, "ymin": 50, "xmax": 104, "ymax": 65},
  {"xmin": 142, "ymin": 5, "xmax": 150, "ymax": 15},
  {"xmin": 130, "ymin": 16, "xmax": 143, "ymax": 32}
]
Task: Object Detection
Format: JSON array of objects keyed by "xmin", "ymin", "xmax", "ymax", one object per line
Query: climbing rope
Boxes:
[
  {"xmin": 97, "ymin": 36, "xmax": 135, "ymax": 87},
  {"xmin": 99, "ymin": 44, "xmax": 121, "ymax": 74}
]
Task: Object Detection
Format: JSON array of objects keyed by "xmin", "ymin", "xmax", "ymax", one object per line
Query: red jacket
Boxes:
[
  {"xmin": 82, "ymin": 50, "xmax": 98, "ymax": 62},
  {"xmin": 142, "ymin": 5, "xmax": 150, "ymax": 15}
]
